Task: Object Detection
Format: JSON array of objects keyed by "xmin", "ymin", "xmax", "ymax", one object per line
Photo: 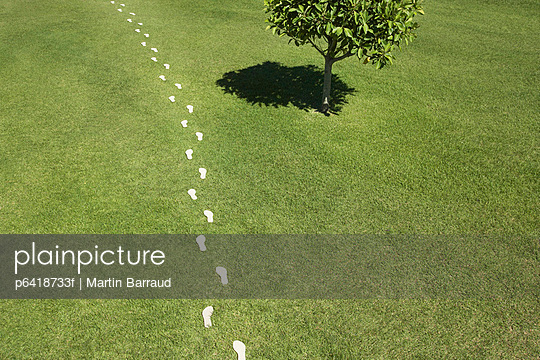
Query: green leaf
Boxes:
[
  {"xmin": 265, "ymin": 0, "xmax": 422, "ymax": 68},
  {"xmin": 325, "ymin": 22, "xmax": 332, "ymax": 35}
]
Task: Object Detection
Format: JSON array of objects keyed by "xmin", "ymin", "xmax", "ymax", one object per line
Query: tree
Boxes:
[{"xmin": 264, "ymin": 0, "xmax": 424, "ymax": 113}]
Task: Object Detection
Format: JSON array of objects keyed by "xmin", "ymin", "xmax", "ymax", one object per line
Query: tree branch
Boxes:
[
  {"xmin": 327, "ymin": 36, "xmax": 338, "ymax": 58},
  {"xmin": 332, "ymin": 51, "xmax": 354, "ymax": 62},
  {"xmin": 307, "ymin": 38, "xmax": 326, "ymax": 57}
]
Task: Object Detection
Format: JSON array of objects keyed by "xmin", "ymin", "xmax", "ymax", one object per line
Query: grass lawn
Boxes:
[{"xmin": 0, "ymin": 0, "xmax": 538, "ymax": 358}]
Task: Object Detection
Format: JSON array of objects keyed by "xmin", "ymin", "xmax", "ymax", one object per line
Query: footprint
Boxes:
[
  {"xmin": 202, "ymin": 306, "xmax": 213, "ymax": 327},
  {"xmin": 186, "ymin": 105, "xmax": 193, "ymax": 113},
  {"xmin": 151, "ymin": 57, "xmax": 157, "ymax": 62},
  {"xmin": 195, "ymin": 132, "xmax": 203, "ymax": 141},
  {"xmin": 181, "ymin": 120, "xmax": 188, "ymax": 128},
  {"xmin": 127, "ymin": 19, "xmax": 132, "ymax": 22},
  {"xmin": 215, "ymin": 266, "xmax": 227, "ymax": 284},
  {"xmin": 135, "ymin": 29, "xmax": 140, "ymax": 32},
  {"xmin": 185, "ymin": 149, "xmax": 193, "ymax": 160},
  {"xmin": 196, "ymin": 235, "xmax": 207, "ymax": 251},
  {"xmin": 233, "ymin": 341, "xmax": 246, "ymax": 360},
  {"xmin": 159, "ymin": 75, "xmax": 166, "ymax": 81},
  {"xmin": 164, "ymin": 64, "xmax": 170, "ymax": 70},
  {"xmin": 117, "ymin": 8, "xmax": 122, "ymax": 12},
  {"xmin": 175, "ymin": 83, "xmax": 182, "ymax": 89},
  {"xmin": 199, "ymin": 168, "xmax": 207, "ymax": 179},
  {"xmin": 141, "ymin": 42, "xmax": 146, "ymax": 46},
  {"xmin": 137, "ymin": 22, "xmax": 143, "ymax": 25},
  {"xmin": 151, "ymin": 47, "xmax": 158, "ymax": 52},
  {"xmin": 169, "ymin": 95, "xmax": 176, "ymax": 102},
  {"xmin": 144, "ymin": 33, "xmax": 149, "ymax": 38},
  {"xmin": 187, "ymin": 189, "xmax": 197, "ymax": 200},
  {"xmin": 204, "ymin": 210, "xmax": 214, "ymax": 223}
]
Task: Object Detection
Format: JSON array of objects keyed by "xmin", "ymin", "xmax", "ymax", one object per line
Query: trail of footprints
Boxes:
[{"xmin": 109, "ymin": 2, "xmax": 245, "ymax": 358}]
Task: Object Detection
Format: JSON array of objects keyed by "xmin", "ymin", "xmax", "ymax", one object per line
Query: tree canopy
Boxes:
[{"xmin": 264, "ymin": 0, "xmax": 424, "ymax": 112}]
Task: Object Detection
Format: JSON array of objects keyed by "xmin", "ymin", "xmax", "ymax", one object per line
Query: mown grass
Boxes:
[
  {"xmin": 1, "ymin": 299, "xmax": 539, "ymax": 359},
  {"xmin": 0, "ymin": 0, "xmax": 537, "ymax": 234},
  {"xmin": 0, "ymin": 0, "xmax": 538, "ymax": 358}
]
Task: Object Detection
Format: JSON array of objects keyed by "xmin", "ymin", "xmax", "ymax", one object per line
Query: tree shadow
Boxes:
[{"xmin": 216, "ymin": 61, "xmax": 356, "ymax": 114}]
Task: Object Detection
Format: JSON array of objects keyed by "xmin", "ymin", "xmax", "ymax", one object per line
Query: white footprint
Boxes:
[
  {"xmin": 130, "ymin": 12, "xmax": 136, "ymax": 15},
  {"xmin": 159, "ymin": 75, "xmax": 166, "ymax": 81},
  {"xmin": 202, "ymin": 306, "xmax": 213, "ymax": 327},
  {"xmin": 127, "ymin": 19, "xmax": 132, "ymax": 22},
  {"xmin": 138, "ymin": 22, "xmax": 143, "ymax": 25},
  {"xmin": 233, "ymin": 341, "xmax": 246, "ymax": 360},
  {"xmin": 195, "ymin": 132, "xmax": 203, "ymax": 141},
  {"xmin": 110, "ymin": 1, "xmax": 115, "ymax": 4},
  {"xmin": 151, "ymin": 57, "xmax": 157, "ymax": 62},
  {"xmin": 120, "ymin": 3, "xmax": 125, "ymax": 6},
  {"xmin": 181, "ymin": 120, "xmax": 188, "ymax": 128},
  {"xmin": 204, "ymin": 210, "xmax": 214, "ymax": 223},
  {"xmin": 169, "ymin": 95, "xmax": 175, "ymax": 102},
  {"xmin": 175, "ymin": 83, "xmax": 182, "ymax": 89},
  {"xmin": 141, "ymin": 42, "xmax": 146, "ymax": 46},
  {"xmin": 199, "ymin": 168, "xmax": 207, "ymax": 179},
  {"xmin": 151, "ymin": 47, "xmax": 158, "ymax": 52},
  {"xmin": 196, "ymin": 235, "xmax": 207, "ymax": 251},
  {"xmin": 117, "ymin": 8, "xmax": 122, "ymax": 12},
  {"xmin": 144, "ymin": 33, "xmax": 149, "ymax": 38},
  {"xmin": 186, "ymin": 105, "xmax": 193, "ymax": 113},
  {"xmin": 135, "ymin": 29, "xmax": 140, "ymax": 33},
  {"xmin": 187, "ymin": 189, "xmax": 197, "ymax": 200},
  {"xmin": 215, "ymin": 266, "xmax": 227, "ymax": 284},
  {"xmin": 185, "ymin": 149, "xmax": 193, "ymax": 160},
  {"xmin": 164, "ymin": 63, "xmax": 170, "ymax": 70}
]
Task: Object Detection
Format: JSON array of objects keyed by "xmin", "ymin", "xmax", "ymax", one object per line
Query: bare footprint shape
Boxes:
[
  {"xmin": 204, "ymin": 210, "xmax": 213, "ymax": 222},
  {"xmin": 216, "ymin": 266, "xmax": 228, "ymax": 284},
  {"xmin": 199, "ymin": 168, "xmax": 206, "ymax": 179},
  {"xmin": 233, "ymin": 341, "xmax": 246, "ymax": 360},
  {"xmin": 196, "ymin": 235, "xmax": 206, "ymax": 251},
  {"xmin": 202, "ymin": 306, "xmax": 214, "ymax": 328}
]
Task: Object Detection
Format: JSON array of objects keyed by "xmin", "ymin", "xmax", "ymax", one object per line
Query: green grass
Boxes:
[
  {"xmin": 0, "ymin": 0, "xmax": 538, "ymax": 358},
  {"xmin": 1, "ymin": 299, "xmax": 539, "ymax": 359},
  {"xmin": 0, "ymin": 0, "xmax": 537, "ymax": 234}
]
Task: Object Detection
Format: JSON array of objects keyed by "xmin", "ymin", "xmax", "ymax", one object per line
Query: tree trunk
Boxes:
[{"xmin": 321, "ymin": 57, "xmax": 333, "ymax": 114}]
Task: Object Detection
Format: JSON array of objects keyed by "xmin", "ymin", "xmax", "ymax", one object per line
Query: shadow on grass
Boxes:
[{"xmin": 216, "ymin": 61, "xmax": 355, "ymax": 114}]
